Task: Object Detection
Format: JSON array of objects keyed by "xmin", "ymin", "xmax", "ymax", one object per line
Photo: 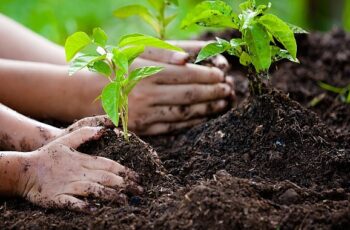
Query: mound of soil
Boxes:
[
  {"xmin": 1, "ymin": 31, "xmax": 350, "ymax": 229},
  {"xmin": 207, "ymin": 29, "xmax": 350, "ymax": 135},
  {"xmin": 154, "ymin": 90, "xmax": 349, "ymax": 191}
]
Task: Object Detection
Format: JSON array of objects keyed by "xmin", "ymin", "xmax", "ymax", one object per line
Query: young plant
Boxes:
[
  {"xmin": 65, "ymin": 28, "xmax": 182, "ymax": 140},
  {"xmin": 182, "ymin": 0, "xmax": 306, "ymax": 95},
  {"xmin": 113, "ymin": 0, "xmax": 179, "ymax": 40},
  {"xmin": 319, "ymin": 82, "xmax": 350, "ymax": 104}
]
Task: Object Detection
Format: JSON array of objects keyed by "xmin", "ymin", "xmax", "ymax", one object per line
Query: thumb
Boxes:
[
  {"xmin": 66, "ymin": 115, "xmax": 114, "ymax": 133},
  {"xmin": 55, "ymin": 127, "xmax": 104, "ymax": 149},
  {"xmin": 139, "ymin": 47, "xmax": 190, "ymax": 65}
]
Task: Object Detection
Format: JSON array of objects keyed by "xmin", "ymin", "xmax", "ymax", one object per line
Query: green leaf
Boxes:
[
  {"xmin": 271, "ymin": 47, "xmax": 299, "ymax": 63},
  {"xmin": 113, "ymin": 5, "xmax": 159, "ymax": 34},
  {"xmin": 287, "ymin": 23, "xmax": 309, "ymax": 34},
  {"xmin": 129, "ymin": 66, "xmax": 163, "ymax": 81},
  {"xmin": 196, "ymin": 39, "xmax": 230, "ymax": 63},
  {"xmin": 259, "ymin": 14, "xmax": 297, "ymax": 59},
  {"xmin": 121, "ymin": 46, "xmax": 145, "ymax": 64},
  {"xmin": 246, "ymin": 23, "xmax": 271, "ymax": 72},
  {"xmin": 318, "ymin": 82, "xmax": 344, "ymax": 94},
  {"xmin": 89, "ymin": 61, "xmax": 111, "ymax": 77},
  {"xmin": 168, "ymin": 0, "xmax": 178, "ymax": 6},
  {"xmin": 239, "ymin": 0, "xmax": 256, "ymax": 10},
  {"xmin": 65, "ymin": 32, "xmax": 92, "ymax": 62},
  {"xmin": 112, "ymin": 48, "xmax": 129, "ymax": 75},
  {"xmin": 68, "ymin": 54, "xmax": 106, "ymax": 76},
  {"xmin": 92, "ymin": 28, "xmax": 108, "ymax": 47},
  {"xmin": 126, "ymin": 66, "xmax": 163, "ymax": 94},
  {"xmin": 147, "ymin": 0, "xmax": 164, "ymax": 11},
  {"xmin": 181, "ymin": 0, "xmax": 238, "ymax": 29},
  {"xmin": 101, "ymin": 82, "xmax": 121, "ymax": 127},
  {"xmin": 165, "ymin": 13, "xmax": 177, "ymax": 26},
  {"xmin": 118, "ymin": 34, "xmax": 183, "ymax": 52},
  {"xmin": 239, "ymin": 51, "xmax": 251, "ymax": 66}
]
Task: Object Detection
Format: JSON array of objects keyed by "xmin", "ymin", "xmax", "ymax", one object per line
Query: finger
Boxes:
[
  {"xmin": 83, "ymin": 170, "xmax": 125, "ymax": 188},
  {"xmin": 211, "ymin": 55, "xmax": 230, "ymax": 72},
  {"xmin": 167, "ymin": 40, "xmax": 211, "ymax": 53},
  {"xmin": 143, "ymin": 100, "xmax": 228, "ymax": 124},
  {"xmin": 137, "ymin": 119, "xmax": 205, "ymax": 136},
  {"xmin": 139, "ymin": 47, "xmax": 190, "ymax": 65},
  {"xmin": 64, "ymin": 181, "xmax": 127, "ymax": 202},
  {"xmin": 66, "ymin": 116, "xmax": 114, "ymax": 133},
  {"xmin": 225, "ymin": 76, "xmax": 236, "ymax": 101},
  {"xmin": 152, "ymin": 83, "xmax": 232, "ymax": 105},
  {"xmin": 52, "ymin": 194, "xmax": 88, "ymax": 212},
  {"xmin": 55, "ymin": 127, "xmax": 104, "ymax": 149},
  {"xmin": 80, "ymin": 155, "xmax": 139, "ymax": 182},
  {"xmin": 136, "ymin": 58, "xmax": 225, "ymax": 84}
]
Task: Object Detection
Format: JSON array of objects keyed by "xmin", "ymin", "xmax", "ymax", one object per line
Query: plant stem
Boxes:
[
  {"xmin": 120, "ymin": 99, "xmax": 129, "ymax": 141},
  {"xmin": 158, "ymin": 4, "xmax": 166, "ymax": 40},
  {"xmin": 248, "ymin": 72, "xmax": 264, "ymax": 96}
]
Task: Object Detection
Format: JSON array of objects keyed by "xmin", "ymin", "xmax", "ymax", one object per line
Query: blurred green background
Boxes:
[{"xmin": 0, "ymin": 0, "xmax": 349, "ymax": 45}]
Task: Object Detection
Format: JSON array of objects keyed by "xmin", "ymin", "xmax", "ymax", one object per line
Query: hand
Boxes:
[
  {"xmin": 17, "ymin": 126, "xmax": 141, "ymax": 212},
  {"xmin": 128, "ymin": 40, "xmax": 234, "ymax": 135}
]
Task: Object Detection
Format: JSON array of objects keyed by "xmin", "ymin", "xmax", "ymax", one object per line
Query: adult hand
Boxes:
[
  {"xmin": 128, "ymin": 40, "xmax": 234, "ymax": 135},
  {"xmin": 17, "ymin": 126, "xmax": 141, "ymax": 212}
]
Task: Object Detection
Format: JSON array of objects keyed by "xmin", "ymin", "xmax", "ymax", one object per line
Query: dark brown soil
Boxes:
[{"xmin": 1, "ymin": 31, "xmax": 350, "ymax": 229}]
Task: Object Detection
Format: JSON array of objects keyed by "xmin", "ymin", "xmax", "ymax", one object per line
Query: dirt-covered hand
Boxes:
[
  {"xmin": 129, "ymin": 57, "xmax": 233, "ymax": 135},
  {"xmin": 17, "ymin": 127, "xmax": 141, "ymax": 212}
]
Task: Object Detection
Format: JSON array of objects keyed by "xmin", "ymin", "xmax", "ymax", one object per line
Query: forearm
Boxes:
[
  {"xmin": 0, "ymin": 151, "xmax": 28, "ymax": 196},
  {"xmin": 0, "ymin": 103, "xmax": 61, "ymax": 151},
  {"xmin": 0, "ymin": 59, "xmax": 105, "ymax": 122},
  {"xmin": 0, "ymin": 14, "xmax": 66, "ymax": 65}
]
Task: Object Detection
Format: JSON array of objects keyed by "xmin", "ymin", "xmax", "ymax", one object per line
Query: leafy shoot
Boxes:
[
  {"xmin": 182, "ymin": 0, "xmax": 307, "ymax": 95},
  {"xmin": 65, "ymin": 28, "xmax": 183, "ymax": 140},
  {"xmin": 114, "ymin": 0, "xmax": 179, "ymax": 39}
]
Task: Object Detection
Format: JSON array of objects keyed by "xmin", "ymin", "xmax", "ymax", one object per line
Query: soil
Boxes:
[{"xmin": 1, "ymin": 30, "xmax": 350, "ymax": 229}]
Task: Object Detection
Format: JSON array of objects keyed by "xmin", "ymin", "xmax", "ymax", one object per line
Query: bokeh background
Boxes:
[{"xmin": 0, "ymin": 0, "xmax": 349, "ymax": 45}]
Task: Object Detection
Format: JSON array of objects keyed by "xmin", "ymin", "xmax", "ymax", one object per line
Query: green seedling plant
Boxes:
[
  {"xmin": 182, "ymin": 0, "xmax": 306, "ymax": 95},
  {"xmin": 319, "ymin": 82, "xmax": 350, "ymax": 104},
  {"xmin": 114, "ymin": 0, "xmax": 179, "ymax": 39},
  {"xmin": 65, "ymin": 28, "xmax": 182, "ymax": 140}
]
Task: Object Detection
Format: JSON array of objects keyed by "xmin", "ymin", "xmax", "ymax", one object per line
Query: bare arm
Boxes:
[
  {"xmin": 0, "ymin": 14, "xmax": 66, "ymax": 65},
  {"xmin": 0, "ymin": 103, "xmax": 61, "ymax": 151},
  {"xmin": 0, "ymin": 59, "xmax": 106, "ymax": 121}
]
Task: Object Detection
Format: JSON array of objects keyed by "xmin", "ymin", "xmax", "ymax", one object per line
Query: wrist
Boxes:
[{"xmin": 0, "ymin": 152, "xmax": 32, "ymax": 197}]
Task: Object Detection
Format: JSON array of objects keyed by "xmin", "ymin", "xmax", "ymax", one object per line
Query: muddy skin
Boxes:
[
  {"xmin": 37, "ymin": 126, "xmax": 51, "ymax": 142},
  {"xmin": 0, "ymin": 133, "xmax": 16, "ymax": 151}
]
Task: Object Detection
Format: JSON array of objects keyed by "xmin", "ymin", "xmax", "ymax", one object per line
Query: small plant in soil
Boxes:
[
  {"xmin": 319, "ymin": 82, "xmax": 350, "ymax": 104},
  {"xmin": 182, "ymin": 0, "xmax": 306, "ymax": 96},
  {"xmin": 113, "ymin": 0, "xmax": 179, "ymax": 40},
  {"xmin": 65, "ymin": 28, "xmax": 182, "ymax": 140}
]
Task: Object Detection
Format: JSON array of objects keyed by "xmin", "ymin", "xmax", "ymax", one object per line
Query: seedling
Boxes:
[
  {"xmin": 182, "ymin": 0, "xmax": 306, "ymax": 95},
  {"xmin": 319, "ymin": 82, "xmax": 350, "ymax": 104},
  {"xmin": 65, "ymin": 28, "xmax": 182, "ymax": 140},
  {"xmin": 114, "ymin": 0, "xmax": 179, "ymax": 39}
]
